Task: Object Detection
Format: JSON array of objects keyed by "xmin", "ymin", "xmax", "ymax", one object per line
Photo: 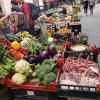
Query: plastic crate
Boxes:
[
  {"xmin": 64, "ymin": 50, "xmax": 91, "ymax": 59},
  {"xmin": 0, "ymin": 79, "xmax": 5, "ymax": 85},
  {"xmin": 96, "ymin": 84, "xmax": 100, "ymax": 92},
  {"xmin": 64, "ymin": 50, "xmax": 99, "ymax": 63},
  {"xmin": 57, "ymin": 51, "xmax": 100, "ymax": 99},
  {"xmin": 6, "ymin": 68, "xmax": 60, "ymax": 92},
  {"xmin": 8, "ymin": 88, "xmax": 67, "ymax": 100},
  {"xmin": 57, "ymin": 84, "xmax": 100, "ymax": 99}
]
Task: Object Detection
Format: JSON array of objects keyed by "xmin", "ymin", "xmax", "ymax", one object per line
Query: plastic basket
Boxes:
[
  {"xmin": 6, "ymin": 68, "xmax": 60, "ymax": 92},
  {"xmin": 57, "ymin": 84, "xmax": 100, "ymax": 99},
  {"xmin": 8, "ymin": 89, "xmax": 66, "ymax": 100},
  {"xmin": 96, "ymin": 84, "xmax": 100, "ymax": 92},
  {"xmin": 0, "ymin": 79, "xmax": 5, "ymax": 85}
]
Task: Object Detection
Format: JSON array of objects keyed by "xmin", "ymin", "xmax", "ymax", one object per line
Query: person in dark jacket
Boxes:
[{"xmin": 83, "ymin": 0, "xmax": 89, "ymax": 15}]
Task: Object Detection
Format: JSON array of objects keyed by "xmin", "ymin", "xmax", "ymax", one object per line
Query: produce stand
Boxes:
[{"xmin": 0, "ymin": 5, "xmax": 100, "ymax": 100}]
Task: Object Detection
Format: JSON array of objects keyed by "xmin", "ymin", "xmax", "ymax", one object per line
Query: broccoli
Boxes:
[{"xmin": 43, "ymin": 72, "xmax": 56, "ymax": 86}]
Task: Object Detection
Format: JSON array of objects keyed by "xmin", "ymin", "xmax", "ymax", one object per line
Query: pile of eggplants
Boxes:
[{"xmin": 23, "ymin": 44, "xmax": 57, "ymax": 64}]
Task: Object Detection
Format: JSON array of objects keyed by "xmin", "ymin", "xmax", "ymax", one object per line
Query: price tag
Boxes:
[{"xmin": 27, "ymin": 91, "xmax": 34, "ymax": 96}]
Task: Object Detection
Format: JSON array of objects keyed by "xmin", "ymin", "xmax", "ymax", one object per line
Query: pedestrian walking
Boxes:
[
  {"xmin": 83, "ymin": 0, "xmax": 89, "ymax": 15},
  {"xmin": 88, "ymin": 0, "xmax": 94, "ymax": 15}
]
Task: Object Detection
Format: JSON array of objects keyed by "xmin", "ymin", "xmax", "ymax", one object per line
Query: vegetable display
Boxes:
[
  {"xmin": 32, "ymin": 59, "xmax": 57, "ymax": 86},
  {"xmin": 0, "ymin": 43, "xmax": 16, "ymax": 78},
  {"xmin": 0, "ymin": 37, "xmax": 28, "ymax": 60},
  {"xmin": 20, "ymin": 37, "xmax": 44, "ymax": 54},
  {"xmin": 0, "ymin": 10, "xmax": 99, "ymax": 92}
]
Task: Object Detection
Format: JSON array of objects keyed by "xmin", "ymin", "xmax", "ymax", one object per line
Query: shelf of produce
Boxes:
[
  {"xmin": 5, "ymin": 68, "xmax": 60, "ymax": 92},
  {"xmin": 57, "ymin": 84, "xmax": 100, "ymax": 99}
]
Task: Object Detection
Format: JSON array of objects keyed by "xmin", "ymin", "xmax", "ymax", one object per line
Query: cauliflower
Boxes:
[
  {"xmin": 12, "ymin": 73, "xmax": 26, "ymax": 85},
  {"xmin": 48, "ymin": 37, "xmax": 53, "ymax": 43},
  {"xmin": 15, "ymin": 59, "xmax": 30, "ymax": 74}
]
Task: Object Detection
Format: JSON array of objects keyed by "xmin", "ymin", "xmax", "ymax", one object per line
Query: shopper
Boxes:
[
  {"xmin": 17, "ymin": 0, "xmax": 35, "ymax": 35},
  {"xmin": 83, "ymin": 0, "xmax": 89, "ymax": 15},
  {"xmin": 11, "ymin": 0, "xmax": 28, "ymax": 32},
  {"xmin": 88, "ymin": 0, "xmax": 94, "ymax": 15}
]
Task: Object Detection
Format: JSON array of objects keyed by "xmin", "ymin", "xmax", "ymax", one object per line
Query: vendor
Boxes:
[
  {"xmin": 11, "ymin": 0, "xmax": 28, "ymax": 32},
  {"xmin": 17, "ymin": 0, "xmax": 35, "ymax": 35}
]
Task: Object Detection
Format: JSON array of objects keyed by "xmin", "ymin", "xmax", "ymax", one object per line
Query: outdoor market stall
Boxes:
[{"xmin": 0, "ymin": 5, "xmax": 100, "ymax": 100}]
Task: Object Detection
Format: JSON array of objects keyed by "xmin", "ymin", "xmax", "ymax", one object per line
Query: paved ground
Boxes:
[
  {"xmin": 81, "ymin": 4, "xmax": 100, "ymax": 66},
  {"xmin": 81, "ymin": 4, "xmax": 100, "ymax": 46}
]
